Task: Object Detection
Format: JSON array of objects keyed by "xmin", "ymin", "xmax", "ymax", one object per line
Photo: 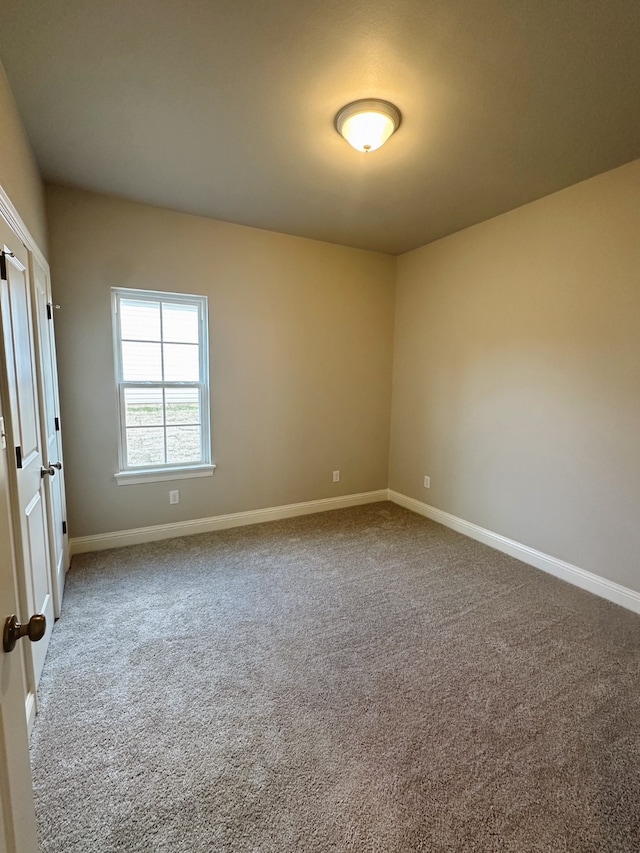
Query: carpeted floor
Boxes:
[{"xmin": 30, "ymin": 502, "xmax": 640, "ymax": 852}]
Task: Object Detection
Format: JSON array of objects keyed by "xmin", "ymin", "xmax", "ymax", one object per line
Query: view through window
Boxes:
[{"xmin": 112, "ymin": 288, "xmax": 210, "ymax": 474}]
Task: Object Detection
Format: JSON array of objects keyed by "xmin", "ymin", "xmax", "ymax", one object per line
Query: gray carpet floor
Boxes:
[{"xmin": 30, "ymin": 502, "xmax": 640, "ymax": 852}]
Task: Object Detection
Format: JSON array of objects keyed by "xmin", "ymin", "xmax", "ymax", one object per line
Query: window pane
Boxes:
[
  {"xmin": 122, "ymin": 341, "xmax": 162, "ymax": 381},
  {"xmin": 163, "ymin": 343, "xmax": 199, "ymax": 381},
  {"xmin": 165, "ymin": 387, "xmax": 200, "ymax": 425},
  {"xmin": 166, "ymin": 426, "xmax": 201, "ymax": 464},
  {"xmin": 126, "ymin": 427, "xmax": 165, "ymax": 467},
  {"xmin": 162, "ymin": 302, "xmax": 199, "ymax": 343},
  {"xmin": 120, "ymin": 299, "xmax": 161, "ymax": 341},
  {"xmin": 124, "ymin": 388, "xmax": 164, "ymax": 426}
]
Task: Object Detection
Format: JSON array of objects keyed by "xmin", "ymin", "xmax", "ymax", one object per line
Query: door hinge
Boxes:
[
  {"xmin": 55, "ymin": 416, "xmax": 60, "ymax": 431},
  {"xmin": 0, "ymin": 253, "xmax": 6, "ymax": 281},
  {"xmin": 62, "ymin": 520, "xmax": 67, "ymax": 535},
  {"xmin": 15, "ymin": 446, "xmax": 22, "ymax": 469},
  {"xmin": 46, "ymin": 303, "xmax": 52, "ymax": 320}
]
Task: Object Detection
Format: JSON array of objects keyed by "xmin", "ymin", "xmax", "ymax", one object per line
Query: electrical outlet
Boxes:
[
  {"xmin": 423, "ymin": 476, "xmax": 430, "ymax": 489},
  {"xmin": 169, "ymin": 489, "xmax": 180, "ymax": 504},
  {"xmin": 333, "ymin": 470, "xmax": 340, "ymax": 483}
]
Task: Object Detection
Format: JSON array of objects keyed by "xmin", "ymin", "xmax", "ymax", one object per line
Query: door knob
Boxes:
[
  {"xmin": 3, "ymin": 614, "xmax": 46, "ymax": 653},
  {"xmin": 41, "ymin": 465, "xmax": 56, "ymax": 477},
  {"xmin": 50, "ymin": 461, "xmax": 62, "ymax": 470}
]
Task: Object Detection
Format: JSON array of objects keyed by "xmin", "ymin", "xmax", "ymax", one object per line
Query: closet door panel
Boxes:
[
  {"xmin": 31, "ymin": 254, "xmax": 69, "ymax": 617},
  {"xmin": 0, "ymin": 219, "xmax": 54, "ymax": 694}
]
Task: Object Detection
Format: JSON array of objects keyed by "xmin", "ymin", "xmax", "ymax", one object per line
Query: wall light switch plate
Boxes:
[
  {"xmin": 169, "ymin": 489, "xmax": 180, "ymax": 504},
  {"xmin": 424, "ymin": 476, "xmax": 430, "ymax": 489},
  {"xmin": 333, "ymin": 470, "xmax": 340, "ymax": 483}
]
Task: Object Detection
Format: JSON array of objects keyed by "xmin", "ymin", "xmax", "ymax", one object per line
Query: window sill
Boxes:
[{"xmin": 115, "ymin": 464, "xmax": 216, "ymax": 486}]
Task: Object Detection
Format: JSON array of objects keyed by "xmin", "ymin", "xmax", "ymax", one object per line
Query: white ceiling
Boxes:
[{"xmin": 1, "ymin": 0, "xmax": 640, "ymax": 255}]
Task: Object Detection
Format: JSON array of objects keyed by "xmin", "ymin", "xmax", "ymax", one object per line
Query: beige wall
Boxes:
[
  {"xmin": 390, "ymin": 159, "xmax": 640, "ymax": 591},
  {"xmin": 46, "ymin": 185, "xmax": 396, "ymax": 538},
  {"xmin": 0, "ymin": 62, "xmax": 47, "ymax": 253}
]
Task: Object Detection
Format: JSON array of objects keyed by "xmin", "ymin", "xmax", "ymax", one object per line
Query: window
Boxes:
[{"xmin": 112, "ymin": 288, "xmax": 213, "ymax": 484}]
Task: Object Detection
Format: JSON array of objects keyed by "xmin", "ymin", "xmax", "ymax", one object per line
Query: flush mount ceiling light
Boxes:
[{"xmin": 335, "ymin": 99, "xmax": 401, "ymax": 153}]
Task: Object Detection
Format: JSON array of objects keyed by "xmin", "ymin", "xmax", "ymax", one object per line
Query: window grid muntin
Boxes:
[{"xmin": 113, "ymin": 288, "xmax": 210, "ymax": 473}]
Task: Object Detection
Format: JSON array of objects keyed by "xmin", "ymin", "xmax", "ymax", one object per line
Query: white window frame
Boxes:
[{"xmin": 112, "ymin": 287, "xmax": 214, "ymax": 485}]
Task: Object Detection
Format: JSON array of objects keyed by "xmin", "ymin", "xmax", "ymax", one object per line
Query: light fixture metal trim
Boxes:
[{"xmin": 335, "ymin": 98, "xmax": 402, "ymax": 153}]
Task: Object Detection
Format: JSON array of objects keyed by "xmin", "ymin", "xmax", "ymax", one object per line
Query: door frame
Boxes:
[
  {"xmin": 0, "ymin": 184, "xmax": 62, "ymax": 850},
  {"xmin": 0, "ymin": 188, "xmax": 66, "ymax": 724}
]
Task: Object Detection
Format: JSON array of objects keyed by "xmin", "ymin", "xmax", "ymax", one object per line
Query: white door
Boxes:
[
  {"xmin": 0, "ymin": 219, "xmax": 53, "ymax": 705},
  {"xmin": 0, "ymin": 393, "xmax": 39, "ymax": 853},
  {"xmin": 31, "ymin": 256, "xmax": 68, "ymax": 617}
]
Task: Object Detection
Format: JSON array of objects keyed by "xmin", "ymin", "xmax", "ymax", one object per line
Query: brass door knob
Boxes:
[{"xmin": 3, "ymin": 614, "xmax": 46, "ymax": 653}]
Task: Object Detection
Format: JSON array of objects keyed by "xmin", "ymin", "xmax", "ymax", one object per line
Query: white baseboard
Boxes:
[
  {"xmin": 388, "ymin": 490, "xmax": 640, "ymax": 615},
  {"xmin": 70, "ymin": 487, "xmax": 640, "ymax": 616},
  {"xmin": 70, "ymin": 489, "xmax": 388, "ymax": 555}
]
